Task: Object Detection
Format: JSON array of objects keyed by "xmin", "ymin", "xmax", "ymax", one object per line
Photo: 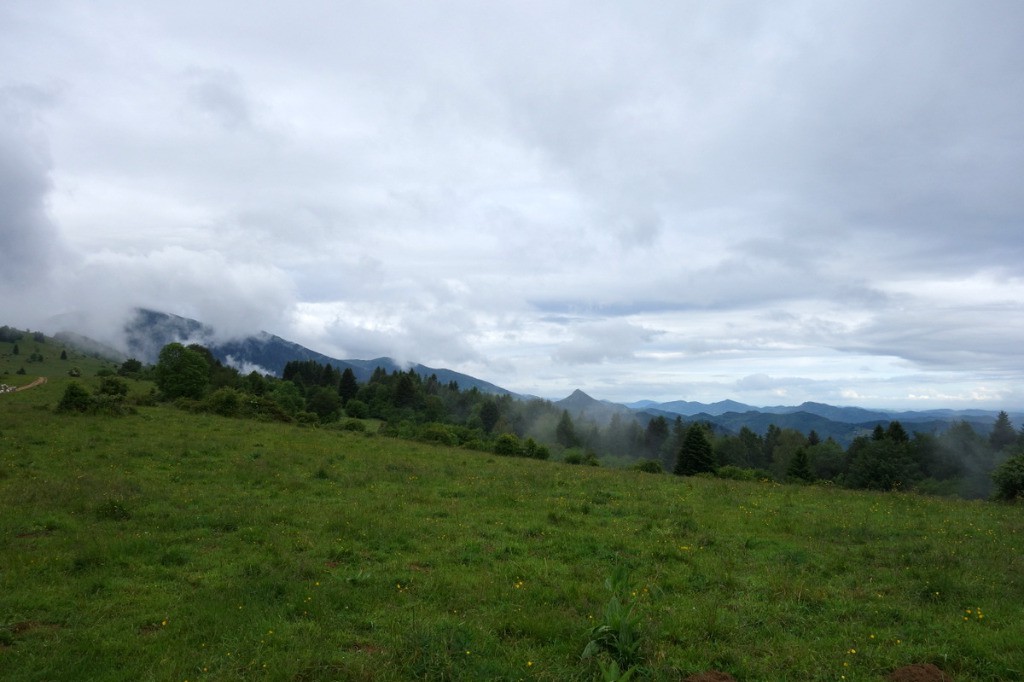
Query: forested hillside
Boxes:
[{"xmin": 8, "ymin": 325, "xmax": 1019, "ymax": 503}]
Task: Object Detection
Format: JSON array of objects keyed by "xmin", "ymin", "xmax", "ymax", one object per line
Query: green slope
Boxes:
[{"xmin": 1, "ymin": 375, "xmax": 1022, "ymax": 680}]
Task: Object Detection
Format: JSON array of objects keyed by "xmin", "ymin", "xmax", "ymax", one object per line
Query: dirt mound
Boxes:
[
  {"xmin": 886, "ymin": 664, "xmax": 953, "ymax": 682},
  {"xmin": 684, "ymin": 672, "xmax": 737, "ymax": 682}
]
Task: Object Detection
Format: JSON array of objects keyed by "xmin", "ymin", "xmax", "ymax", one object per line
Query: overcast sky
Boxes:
[{"xmin": 2, "ymin": 1, "xmax": 1023, "ymax": 409}]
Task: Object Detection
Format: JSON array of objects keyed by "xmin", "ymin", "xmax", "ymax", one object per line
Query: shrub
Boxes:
[
  {"xmin": 344, "ymin": 399, "xmax": 369, "ymax": 419},
  {"xmin": 92, "ymin": 394, "xmax": 135, "ymax": 417},
  {"xmin": 117, "ymin": 358, "xmax": 144, "ymax": 377},
  {"xmin": 133, "ymin": 389, "xmax": 159, "ymax": 407},
  {"xmin": 306, "ymin": 386, "xmax": 342, "ymax": 422},
  {"xmin": 419, "ymin": 423, "xmax": 459, "ymax": 446},
  {"xmin": 992, "ymin": 453, "xmax": 1024, "ymax": 501},
  {"xmin": 716, "ymin": 465, "xmax": 758, "ymax": 481},
  {"xmin": 633, "ymin": 459, "xmax": 662, "ymax": 474},
  {"xmin": 295, "ymin": 411, "xmax": 320, "ymax": 425},
  {"xmin": 523, "ymin": 438, "xmax": 550, "ymax": 460},
  {"xmin": 340, "ymin": 418, "xmax": 366, "ymax": 432},
  {"xmin": 204, "ymin": 387, "xmax": 243, "ymax": 417},
  {"xmin": 494, "ymin": 433, "xmax": 522, "ymax": 456},
  {"xmin": 244, "ymin": 396, "xmax": 293, "ymax": 422},
  {"xmin": 56, "ymin": 382, "xmax": 93, "ymax": 413},
  {"xmin": 565, "ymin": 449, "xmax": 599, "ymax": 466},
  {"xmin": 98, "ymin": 377, "xmax": 129, "ymax": 397}
]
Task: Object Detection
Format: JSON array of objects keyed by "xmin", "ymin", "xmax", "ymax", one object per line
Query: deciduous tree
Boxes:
[
  {"xmin": 154, "ymin": 343, "xmax": 209, "ymax": 400},
  {"xmin": 992, "ymin": 453, "xmax": 1024, "ymax": 501}
]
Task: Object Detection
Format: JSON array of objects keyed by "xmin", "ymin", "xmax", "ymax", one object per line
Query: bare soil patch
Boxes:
[
  {"xmin": 2, "ymin": 377, "xmax": 47, "ymax": 394},
  {"xmin": 887, "ymin": 663, "xmax": 953, "ymax": 681}
]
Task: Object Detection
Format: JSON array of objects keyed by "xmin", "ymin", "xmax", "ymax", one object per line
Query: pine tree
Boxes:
[
  {"xmin": 392, "ymin": 371, "xmax": 419, "ymax": 409},
  {"xmin": 786, "ymin": 447, "xmax": 813, "ymax": 482},
  {"xmin": 556, "ymin": 410, "xmax": 578, "ymax": 448},
  {"xmin": 886, "ymin": 420, "xmax": 909, "ymax": 443},
  {"xmin": 479, "ymin": 399, "xmax": 500, "ymax": 433},
  {"xmin": 644, "ymin": 416, "xmax": 669, "ymax": 457},
  {"xmin": 675, "ymin": 423, "xmax": 715, "ymax": 476},
  {"xmin": 990, "ymin": 411, "xmax": 1017, "ymax": 451},
  {"xmin": 762, "ymin": 424, "xmax": 781, "ymax": 468},
  {"xmin": 338, "ymin": 368, "xmax": 359, "ymax": 406}
]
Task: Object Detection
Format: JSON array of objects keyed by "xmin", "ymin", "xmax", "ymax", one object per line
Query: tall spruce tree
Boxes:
[
  {"xmin": 556, "ymin": 410, "xmax": 579, "ymax": 448},
  {"xmin": 479, "ymin": 399, "xmax": 500, "ymax": 433},
  {"xmin": 990, "ymin": 411, "xmax": 1017, "ymax": 451},
  {"xmin": 675, "ymin": 423, "xmax": 715, "ymax": 476},
  {"xmin": 338, "ymin": 367, "xmax": 359, "ymax": 406},
  {"xmin": 786, "ymin": 447, "xmax": 813, "ymax": 482}
]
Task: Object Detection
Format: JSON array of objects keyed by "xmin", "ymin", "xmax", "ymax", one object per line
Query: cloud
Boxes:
[
  {"xmin": 0, "ymin": 85, "xmax": 62, "ymax": 286},
  {"xmin": 553, "ymin": 319, "xmax": 658, "ymax": 365},
  {"xmin": 182, "ymin": 68, "xmax": 253, "ymax": 131},
  {"xmin": 60, "ymin": 247, "xmax": 295, "ymax": 343},
  {"xmin": 3, "ymin": 1, "xmax": 1024, "ymax": 409}
]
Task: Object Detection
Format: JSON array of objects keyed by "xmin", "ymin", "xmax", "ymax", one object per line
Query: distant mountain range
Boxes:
[
  {"xmin": 122, "ymin": 308, "xmax": 515, "ymax": 395},
  {"xmin": 47, "ymin": 307, "xmax": 1017, "ymax": 447},
  {"xmin": 566, "ymin": 390, "xmax": 1015, "ymax": 447}
]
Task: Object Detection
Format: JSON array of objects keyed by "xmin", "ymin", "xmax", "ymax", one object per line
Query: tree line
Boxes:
[{"xmin": 58, "ymin": 342, "xmax": 1024, "ymax": 502}]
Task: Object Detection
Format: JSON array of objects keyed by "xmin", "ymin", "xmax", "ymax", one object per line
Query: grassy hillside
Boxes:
[
  {"xmin": 2, "ymin": 373, "xmax": 1023, "ymax": 680},
  {"xmin": 1, "ymin": 330, "xmax": 120, "ymax": 385}
]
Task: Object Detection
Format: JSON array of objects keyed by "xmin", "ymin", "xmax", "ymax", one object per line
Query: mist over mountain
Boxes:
[
  {"xmin": 629, "ymin": 399, "xmax": 1015, "ymax": 447},
  {"xmin": 537, "ymin": 388, "xmax": 1006, "ymax": 448},
  {"xmin": 122, "ymin": 309, "xmax": 515, "ymax": 395},
  {"xmin": 554, "ymin": 389, "xmax": 635, "ymax": 424},
  {"xmin": 42, "ymin": 307, "xmax": 1019, "ymax": 447}
]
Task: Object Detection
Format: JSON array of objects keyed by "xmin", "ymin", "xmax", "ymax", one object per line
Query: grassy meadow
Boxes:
[{"xmin": 1, "ymin": 347, "xmax": 1023, "ymax": 680}]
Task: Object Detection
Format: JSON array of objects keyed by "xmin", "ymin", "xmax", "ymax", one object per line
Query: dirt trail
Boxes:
[{"xmin": 12, "ymin": 377, "xmax": 47, "ymax": 392}]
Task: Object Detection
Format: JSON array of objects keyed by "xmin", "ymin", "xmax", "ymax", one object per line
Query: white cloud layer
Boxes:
[{"xmin": 2, "ymin": 1, "xmax": 1023, "ymax": 409}]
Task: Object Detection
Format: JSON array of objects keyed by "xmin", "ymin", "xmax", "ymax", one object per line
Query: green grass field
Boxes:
[{"xmin": 1, "ymin": 359, "xmax": 1023, "ymax": 680}]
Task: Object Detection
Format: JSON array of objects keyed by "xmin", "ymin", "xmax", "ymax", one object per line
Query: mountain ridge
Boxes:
[
  {"xmin": 40, "ymin": 308, "xmax": 1019, "ymax": 444},
  {"xmin": 122, "ymin": 309, "xmax": 515, "ymax": 395}
]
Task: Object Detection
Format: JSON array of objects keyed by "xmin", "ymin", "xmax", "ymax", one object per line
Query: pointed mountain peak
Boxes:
[
  {"xmin": 556, "ymin": 389, "xmax": 598, "ymax": 406},
  {"xmin": 561, "ymin": 387, "xmax": 598, "ymax": 399}
]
